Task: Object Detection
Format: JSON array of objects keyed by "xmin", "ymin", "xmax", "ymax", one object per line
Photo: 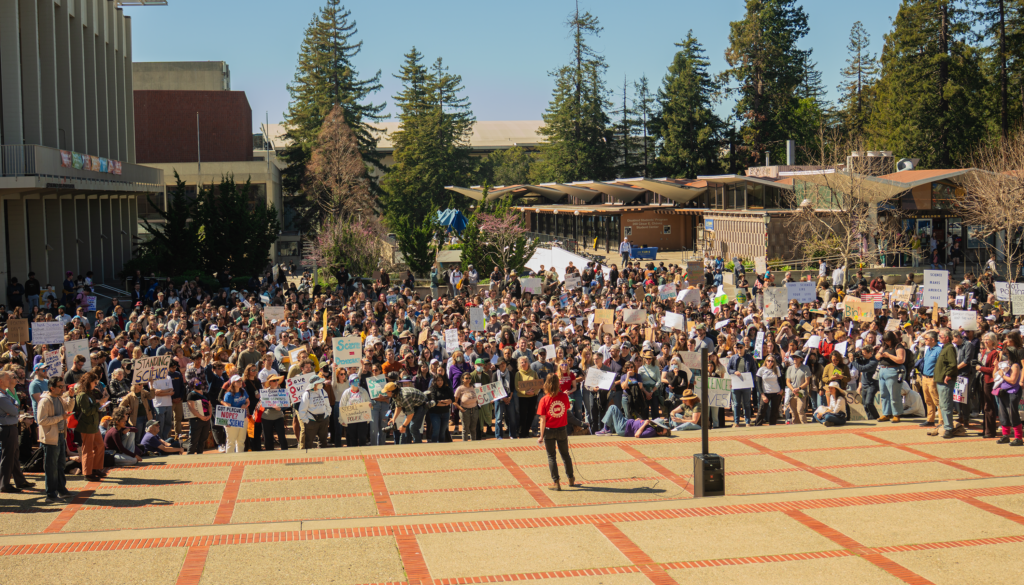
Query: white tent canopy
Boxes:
[{"xmin": 526, "ymin": 245, "xmax": 609, "ymax": 280}]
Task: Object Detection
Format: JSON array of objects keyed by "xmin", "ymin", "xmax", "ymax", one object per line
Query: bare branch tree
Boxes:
[
  {"xmin": 956, "ymin": 130, "xmax": 1024, "ymax": 282},
  {"xmin": 305, "ymin": 105, "xmax": 378, "ymax": 219}
]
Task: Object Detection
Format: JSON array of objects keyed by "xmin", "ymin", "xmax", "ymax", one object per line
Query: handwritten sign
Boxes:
[
  {"xmin": 680, "ymin": 351, "xmax": 703, "ymax": 370},
  {"xmin": 622, "ymin": 309, "xmax": 647, "ymax": 325},
  {"xmin": 333, "ymin": 336, "xmax": 362, "ymax": 369},
  {"xmin": 885, "ymin": 318, "xmax": 900, "ymax": 332},
  {"xmin": 517, "ymin": 378, "xmax": 544, "ymax": 397},
  {"xmin": 694, "ymin": 376, "xmax": 732, "ymax": 408},
  {"xmin": 996, "ymin": 282, "xmax": 1010, "ymax": 302},
  {"xmin": 214, "ymin": 405, "xmax": 246, "ymax": 428},
  {"xmin": 595, "ymin": 309, "xmax": 614, "ymax": 324},
  {"xmin": 892, "ymin": 285, "xmax": 913, "ymax": 303},
  {"xmin": 260, "ymin": 386, "xmax": 291, "ymax": 408},
  {"xmin": 686, "ymin": 261, "xmax": 703, "ymax": 283},
  {"xmin": 658, "ymin": 283, "xmax": 677, "ymax": 301},
  {"xmin": 663, "ymin": 311, "xmax": 685, "ymax": 331},
  {"xmin": 764, "ymin": 287, "xmax": 788, "ymax": 319},
  {"xmin": 182, "ymin": 400, "xmax": 203, "ymax": 419},
  {"xmin": 286, "ymin": 373, "xmax": 316, "ymax": 404},
  {"xmin": 950, "ymin": 310, "xmax": 978, "ymax": 331},
  {"xmin": 469, "ymin": 307, "xmax": 485, "ymax": 331},
  {"xmin": 953, "ymin": 376, "xmax": 968, "ymax": 404},
  {"xmin": 565, "ymin": 274, "xmax": 581, "ymax": 290},
  {"xmin": 85, "ymin": 296, "xmax": 97, "ymax": 312},
  {"xmin": 31, "ymin": 322, "xmax": 64, "ymax": 345},
  {"xmin": 444, "ymin": 329, "xmax": 460, "ymax": 353},
  {"xmin": 366, "ymin": 374, "xmax": 387, "ymax": 399},
  {"xmin": 844, "ymin": 299, "xmax": 876, "ymax": 322},
  {"xmin": 44, "ymin": 349, "xmax": 63, "ymax": 377},
  {"xmin": 584, "ymin": 368, "xmax": 617, "ymax": 390},
  {"xmin": 676, "ymin": 288, "xmax": 700, "ymax": 306},
  {"xmin": 754, "ymin": 256, "xmax": 767, "ymax": 275},
  {"xmin": 922, "ymin": 270, "xmax": 948, "ymax": 308},
  {"xmin": 753, "ymin": 332, "xmax": 765, "ymax": 359},
  {"xmin": 786, "ymin": 282, "xmax": 816, "ymax": 304},
  {"xmin": 265, "ymin": 306, "xmax": 285, "ymax": 322},
  {"xmin": 131, "ymin": 356, "xmax": 171, "ymax": 385},
  {"xmin": 338, "ymin": 402, "xmax": 372, "ymax": 424},
  {"xmin": 476, "ymin": 381, "xmax": 507, "ymax": 403},
  {"xmin": 1013, "ymin": 294, "xmax": 1024, "ymax": 316},
  {"xmin": 6, "ymin": 319, "xmax": 29, "ymax": 344},
  {"xmin": 521, "ymin": 278, "xmax": 542, "ymax": 294},
  {"xmin": 63, "ymin": 339, "xmax": 91, "ymax": 372}
]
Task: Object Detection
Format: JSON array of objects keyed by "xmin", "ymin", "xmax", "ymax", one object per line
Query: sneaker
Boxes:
[
  {"xmin": 595, "ymin": 428, "xmax": 612, "ymax": 436},
  {"xmin": 942, "ymin": 431, "xmax": 955, "ymax": 439},
  {"xmin": 918, "ymin": 421, "xmax": 934, "ymax": 427},
  {"xmin": 45, "ymin": 496, "xmax": 63, "ymax": 504},
  {"xmin": 997, "ymin": 436, "xmax": 1011, "ymax": 444},
  {"xmin": 877, "ymin": 416, "xmax": 891, "ymax": 422},
  {"xmin": 785, "ymin": 421, "xmax": 792, "ymax": 425},
  {"xmin": 58, "ymin": 490, "xmax": 74, "ymax": 499},
  {"xmin": 0, "ymin": 486, "xmax": 22, "ymax": 494},
  {"xmin": 218, "ymin": 446, "xmax": 226, "ymax": 453},
  {"xmin": 1011, "ymin": 439, "xmax": 1024, "ymax": 447},
  {"xmin": 823, "ymin": 420, "xmax": 834, "ymax": 427}
]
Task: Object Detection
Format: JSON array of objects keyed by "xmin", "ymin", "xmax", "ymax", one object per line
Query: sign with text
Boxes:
[
  {"xmin": 686, "ymin": 261, "xmax": 703, "ymax": 283},
  {"xmin": 584, "ymin": 367, "xmax": 617, "ymax": 390},
  {"xmin": 1013, "ymin": 294, "xmax": 1024, "ymax": 316},
  {"xmin": 44, "ymin": 349, "xmax": 63, "ymax": 377},
  {"xmin": 663, "ymin": 311, "xmax": 685, "ymax": 331},
  {"xmin": 131, "ymin": 356, "xmax": 171, "ymax": 385},
  {"xmin": 658, "ymin": 283, "xmax": 677, "ymax": 301},
  {"xmin": 786, "ymin": 282, "xmax": 816, "ymax": 304},
  {"xmin": 764, "ymin": 287, "xmax": 789, "ymax": 319},
  {"xmin": 259, "ymin": 386, "xmax": 291, "ymax": 409},
  {"xmin": 338, "ymin": 402, "xmax": 372, "ymax": 424},
  {"xmin": 565, "ymin": 274, "xmax": 581, "ymax": 290},
  {"xmin": 64, "ymin": 339, "xmax": 91, "ymax": 372},
  {"xmin": 332, "ymin": 336, "xmax": 362, "ymax": 369},
  {"xmin": 6, "ymin": 319, "xmax": 29, "ymax": 344},
  {"xmin": 366, "ymin": 374, "xmax": 387, "ymax": 399},
  {"xmin": 31, "ymin": 322, "xmax": 64, "ymax": 345},
  {"xmin": 844, "ymin": 299, "xmax": 876, "ymax": 322},
  {"xmin": 214, "ymin": 405, "xmax": 246, "ymax": 428},
  {"xmin": 595, "ymin": 309, "xmax": 614, "ymax": 324},
  {"xmin": 622, "ymin": 309, "xmax": 647, "ymax": 325},
  {"xmin": 265, "ymin": 306, "xmax": 285, "ymax": 322},
  {"xmin": 475, "ymin": 381, "xmax": 508, "ymax": 403},
  {"xmin": 922, "ymin": 270, "xmax": 949, "ymax": 308},
  {"xmin": 680, "ymin": 351, "xmax": 703, "ymax": 370},
  {"xmin": 754, "ymin": 256, "xmax": 767, "ymax": 275},
  {"xmin": 950, "ymin": 310, "xmax": 979, "ymax": 331},
  {"xmin": 444, "ymin": 329, "xmax": 460, "ymax": 353},
  {"xmin": 516, "ymin": 378, "xmax": 544, "ymax": 397},
  {"xmin": 892, "ymin": 285, "xmax": 914, "ymax": 303},
  {"xmin": 285, "ymin": 373, "xmax": 316, "ymax": 405},
  {"xmin": 694, "ymin": 376, "xmax": 732, "ymax": 408},
  {"xmin": 469, "ymin": 307, "xmax": 485, "ymax": 331},
  {"xmin": 521, "ymin": 278, "xmax": 542, "ymax": 294}
]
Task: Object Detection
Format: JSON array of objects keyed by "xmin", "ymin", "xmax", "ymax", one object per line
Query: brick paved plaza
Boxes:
[{"xmin": 1, "ymin": 422, "xmax": 1023, "ymax": 584}]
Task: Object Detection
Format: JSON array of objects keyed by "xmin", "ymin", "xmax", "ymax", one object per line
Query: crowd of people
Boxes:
[{"xmin": 1, "ymin": 247, "xmax": 1022, "ymax": 501}]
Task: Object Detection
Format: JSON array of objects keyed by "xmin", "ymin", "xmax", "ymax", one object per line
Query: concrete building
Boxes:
[
  {"xmin": 133, "ymin": 61, "xmax": 230, "ymax": 91},
  {"xmin": 0, "ymin": 0, "xmax": 164, "ymax": 306}
]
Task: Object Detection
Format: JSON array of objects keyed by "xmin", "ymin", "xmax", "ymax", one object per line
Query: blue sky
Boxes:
[{"xmin": 125, "ymin": 0, "xmax": 901, "ymax": 132}]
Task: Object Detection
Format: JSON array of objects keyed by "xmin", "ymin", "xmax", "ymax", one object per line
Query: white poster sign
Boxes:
[
  {"xmin": 63, "ymin": 339, "xmax": 91, "ymax": 372},
  {"xmin": 658, "ymin": 283, "xmax": 677, "ymax": 301},
  {"xmin": 764, "ymin": 287, "xmax": 789, "ymax": 319},
  {"xmin": 260, "ymin": 386, "xmax": 291, "ymax": 409},
  {"xmin": 521, "ymin": 278, "xmax": 543, "ymax": 294},
  {"xmin": 729, "ymin": 372, "xmax": 754, "ymax": 389},
  {"xmin": 31, "ymin": 322, "xmax": 64, "ymax": 345},
  {"xmin": 285, "ymin": 373, "xmax": 316, "ymax": 405},
  {"xmin": 469, "ymin": 307, "xmax": 486, "ymax": 331},
  {"xmin": 214, "ymin": 405, "xmax": 246, "ymax": 428},
  {"xmin": 44, "ymin": 349, "xmax": 63, "ymax": 377},
  {"xmin": 693, "ymin": 376, "xmax": 732, "ymax": 408},
  {"xmin": 475, "ymin": 381, "xmax": 508, "ymax": 403},
  {"xmin": 565, "ymin": 274, "xmax": 581, "ymax": 290},
  {"xmin": 950, "ymin": 310, "xmax": 979, "ymax": 331},
  {"xmin": 584, "ymin": 367, "xmax": 618, "ymax": 390},
  {"xmin": 663, "ymin": 312, "xmax": 685, "ymax": 331},
  {"xmin": 676, "ymin": 288, "xmax": 701, "ymax": 306},
  {"xmin": 265, "ymin": 306, "xmax": 285, "ymax": 322},
  {"xmin": 622, "ymin": 309, "xmax": 647, "ymax": 324},
  {"xmin": 366, "ymin": 374, "xmax": 388, "ymax": 399},
  {"xmin": 332, "ymin": 336, "xmax": 363, "ymax": 369},
  {"xmin": 922, "ymin": 270, "xmax": 949, "ymax": 308},
  {"xmin": 444, "ymin": 329, "xmax": 460, "ymax": 353},
  {"xmin": 754, "ymin": 256, "xmax": 767, "ymax": 275},
  {"xmin": 786, "ymin": 281, "xmax": 816, "ymax": 304}
]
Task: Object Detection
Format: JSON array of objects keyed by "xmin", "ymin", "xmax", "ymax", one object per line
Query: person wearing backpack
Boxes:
[
  {"xmin": 36, "ymin": 376, "xmax": 72, "ymax": 502},
  {"xmin": 74, "ymin": 372, "xmax": 106, "ymax": 481}
]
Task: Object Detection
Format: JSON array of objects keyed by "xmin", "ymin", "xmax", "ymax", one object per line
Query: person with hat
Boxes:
[
  {"xmin": 259, "ymin": 374, "xmax": 288, "ymax": 451},
  {"xmin": 383, "ymin": 381, "xmax": 430, "ymax": 444},
  {"xmin": 220, "ymin": 375, "xmax": 250, "ymax": 453},
  {"xmin": 140, "ymin": 419, "xmax": 184, "ymax": 455},
  {"xmin": 637, "ymin": 348, "xmax": 662, "ymax": 419},
  {"xmin": 297, "ymin": 375, "xmax": 332, "ymax": 449},
  {"xmin": 669, "ymin": 388, "xmax": 702, "ymax": 431},
  {"xmin": 337, "ymin": 373, "xmax": 370, "ymax": 447},
  {"xmin": 28, "ymin": 362, "xmax": 50, "ymax": 414},
  {"xmin": 785, "ymin": 351, "xmax": 811, "ymax": 424},
  {"xmin": 470, "ymin": 357, "xmax": 494, "ymax": 438},
  {"xmin": 35, "ymin": 375, "xmax": 70, "ymax": 501},
  {"xmin": 813, "ymin": 382, "xmax": 849, "ymax": 426}
]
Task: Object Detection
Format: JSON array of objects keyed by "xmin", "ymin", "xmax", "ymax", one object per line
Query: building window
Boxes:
[
  {"xmin": 747, "ymin": 183, "xmax": 764, "ymax": 209},
  {"xmin": 932, "ymin": 182, "xmax": 957, "ymax": 210}
]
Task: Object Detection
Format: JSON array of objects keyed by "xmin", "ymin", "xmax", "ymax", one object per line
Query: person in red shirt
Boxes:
[{"xmin": 537, "ymin": 373, "xmax": 578, "ymax": 491}]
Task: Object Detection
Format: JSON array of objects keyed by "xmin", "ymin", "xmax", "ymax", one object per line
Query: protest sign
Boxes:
[
  {"xmin": 805, "ymin": 335, "xmax": 822, "ymax": 349},
  {"xmin": 521, "ymin": 278, "xmax": 542, "ymax": 294},
  {"xmin": 338, "ymin": 402, "xmax": 372, "ymax": 424},
  {"xmin": 31, "ymin": 322, "xmax": 64, "ymax": 345},
  {"xmin": 333, "ymin": 336, "xmax": 362, "ymax": 369},
  {"xmin": 475, "ymin": 382, "xmax": 507, "ymax": 403},
  {"xmin": 622, "ymin": 309, "xmax": 647, "ymax": 324},
  {"xmin": 517, "ymin": 379, "xmax": 544, "ymax": 397},
  {"xmin": 131, "ymin": 356, "xmax": 171, "ymax": 385},
  {"xmin": 182, "ymin": 400, "xmax": 203, "ymax": 419},
  {"xmin": 680, "ymin": 351, "xmax": 703, "ymax": 370},
  {"xmin": 285, "ymin": 373, "xmax": 316, "ymax": 404},
  {"xmin": 953, "ymin": 377, "xmax": 969, "ymax": 404},
  {"xmin": 366, "ymin": 374, "xmax": 388, "ymax": 399},
  {"xmin": 444, "ymin": 329, "xmax": 460, "ymax": 353},
  {"xmin": 64, "ymin": 339, "xmax": 90, "ymax": 371},
  {"xmin": 565, "ymin": 274, "xmax": 581, "ymax": 290},
  {"xmin": 834, "ymin": 341, "xmax": 848, "ymax": 357},
  {"xmin": 764, "ymin": 287, "xmax": 788, "ymax": 319},
  {"xmin": 844, "ymin": 299, "xmax": 876, "ymax": 322},
  {"xmin": 418, "ymin": 329, "xmax": 429, "ymax": 345},
  {"xmin": 686, "ymin": 261, "xmax": 703, "ymax": 283},
  {"xmin": 264, "ymin": 306, "xmax": 285, "ymax": 322},
  {"xmin": 6, "ymin": 319, "xmax": 29, "ymax": 344},
  {"xmin": 676, "ymin": 288, "xmax": 700, "ymax": 306},
  {"xmin": 469, "ymin": 307, "xmax": 485, "ymax": 331},
  {"xmin": 584, "ymin": 368, "xmax": 618, "ymax": 390},
  {"xmin": 885, "ymin": 318, "xmax": 900, "ymax": 332},
  {"xmin": 729, "ymin": 372, "xmax": 754, "ymax": 389},
  {"xmin": 1013, "ymin": 295, "xmax": 1024, "ymax": 316},
  {"xmin": 693, "ymin": 376, "xmax": 732, "ymax": 408},
  {"xmin": 922, "ymin": 270, "xmax": 949, "ymax": 308},
  {"xmin": 288, "ymin": 345, "xmax": 308, "ymax": 366},
  {"xmin": 259, "ymin": 387, "xmax": 291, "ymax": 409},
  {"xmin": 891, "ymin": 285, "xmax": 914, "ymax": 303},
  {"xmin": 44, "ymin": 349, "xmax": 63, "ymax": 377},
  {"xmin": 754, "ymin": 256, "xmax": 767, "ymax": 275},
  {"xmin": 753, "ymin": 332, "xmax": 765, "ymax": 359},
  {"xmin": 996, "ymin": 282, "xmax": 1010, "ymax": 302},
  {"xmin": 663, "ymin": 312, "xmax": 685, "ymax": 331},
  {"xmin": 786, "ymin": 282, "xmax": 816, "ymax": 304},
  {"xmin": 214, "ymin": 406, "xmax": 246, "ymax": 428},
  {"xmin": 152, "ymin": 378, "xmax": 173, "ymax": 391},
  {"xmin": 950, "ymin": 310, "xmax": 979, "ymax": 331},
  {"xmin": 86, "ymin": 296, "xmax": 97, "ymax": 311},
  {"xmin": 595, "ymin": 309, "xmax": 614, "ymax": 324},
  {"xmin": 658, "ymin": 283, "xmax": 677, "ymax": 300}
]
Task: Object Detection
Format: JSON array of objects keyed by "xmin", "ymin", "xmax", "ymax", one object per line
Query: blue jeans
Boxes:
[
  {"xmin": 507, "ymin": 395, "xmax": 520, "ymax": 438},
  {"xmin": 428, "ymin": 410, "xmax": 450, "ymax": 443},
  {"xmin": 862, "ymin": 386, "xmax": 880, "ymax": 420},
  {"xmin": 878, "ymin": 367, "xmax": 904, "ymax": 417},
  {"xmin": 430, "ymin": 286, "xmax": 439, "ymax": 299},
  {"xmin": 493, "ymin": 399, "xmax": 514, "ymax": 439},
  {"xmin": 937, "ymin": 382, "xmax": 954, "ymax": 432},
  {"xmin": 369, "ymin": 401, "xmax": 390, "ymax": 446},
  {"xmin": 397, "ymin": 405, "xmax": 426, "ymax": 444},
  {"xmin": 154, "ymin": 405, "xmax": 174, "ymax": 440},
  {"xmin": 674, "ymin": 422, "xmax": 700, "ymax": 431},
  {"xmin": 43, "ymin": 436, "xmax": 67, "ymax": 497},
  {"xmin": 821, "ymin": 412, "xmax": 847, "ymax": 426},
  {"xmin": 581, "ymin": 389, "xmax": 599, "ymax": 430},
  {"xmin": 602, "ymin": 404, "xmax": 629, "ymax": 436},
  {"xmin": 732, "ymin": 389, "xmax": 752, "ymax": 424}
]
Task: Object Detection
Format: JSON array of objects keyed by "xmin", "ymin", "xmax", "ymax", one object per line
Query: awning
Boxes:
[
  {"xmin": 618, "ymin": 178, "xmax": 705, "ymax": 204},
  {"xmin": 576, "ymin": 181, "xmax": 646, "ymax": 203}
]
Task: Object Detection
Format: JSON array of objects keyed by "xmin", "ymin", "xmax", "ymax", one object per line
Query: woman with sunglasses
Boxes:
[{"xmin": 754, "ymin": 355, "xmax": 783, "ymax": 425}]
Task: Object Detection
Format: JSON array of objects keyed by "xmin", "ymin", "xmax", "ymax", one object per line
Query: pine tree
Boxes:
[
  {"xmin": 193, "ymin": 175, "xmax": 281, "ymax": 277},
  {"xmin": 533, "ymin": 3, "xmax": 614, "ymax": 183},
  {"xmin": 722, "ymin": 0, "xmax": 810, "ymax": 166},
  {"xmin": 137, "ymin": 172, "xmax": 199, "ymax": 276},
  {"xmin": 972, "ymin": 0, "xmax": 1024, "ymax": 138},
  {"xmin": 614, "ymin": 76, "xmax": 640, "ymax": 178},
  {"xmin": 383, "ymin": 51, "xmax": 476, "ymax": 218},
  {"xmin": 481, "ymin": 146, "xmax": 536, "ymax": 186},
  {"xmin": 651, "ymin": 31, "xmax": 724, "ymax": 178},
  {"xmin": 837, "ymin": 22, "xmax": 879, "ymax": 137},
  {"xmin": 282, "ymin": 1, "xmax": 386, "ymax": 195},
  {"xmin": 869, "ymin": 0, "xmax": 985, "ymax": 167},
  {"xmin": 796, "ymin": 51, "xmax": 828, "ymax": 105},
  {"xmin": 632, "ymin": 75, "xmax": 657, "ymax": 177}
]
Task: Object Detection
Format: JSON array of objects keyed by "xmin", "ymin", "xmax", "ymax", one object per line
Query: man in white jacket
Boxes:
[
  {"xmin": 619, "ymin": 238, "xmax": 632, "ymax": 265},
  {"xmin": 297, "ymin": 376, "xmax": 332, "ymax": 449},
  {"xmin": 338, "ymin": 374, "xmax": 371, "ymax": 447}
]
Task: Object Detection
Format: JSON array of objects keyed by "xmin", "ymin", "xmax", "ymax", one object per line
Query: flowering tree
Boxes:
[
  {"xmin": 307, "ymin": 214, "xmax": 398, "ymax": 280},
  {"xmin": 478, "ymin": 195, "xmax": 539, "ymax": 275}
]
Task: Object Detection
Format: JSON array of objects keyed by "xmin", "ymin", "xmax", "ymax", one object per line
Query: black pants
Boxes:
[
  {"xmin": 518, "ymin": 396, "xmax": 538, "ymax": 438},
  {"xmin": 0, "ymin": 425, "xmax": 27, "ymax": 487},
  {"xmin": 756, "ymin": 393, "xmax": 783, "ymax": 425},
  {"xmin": 210, "ymin": 423, "xmax": 226, "ymax": 447},
  {"xmin": 188, "ymin": 419, "xmax": 211, "ymax": 454},
  {"xmin": 345, "ymin": 422, "xmax": 369, "ymax": 447},
  {"xmin": 247, "ymin": 411, "xmax": 264, "ymax": 451},
  {"xmin": 262, "ymin": 418, "xmax": 288, "ymax": 450},
  {"xmin": 543, "ymin": 426, "xmax": 574, "ymax": 483}
]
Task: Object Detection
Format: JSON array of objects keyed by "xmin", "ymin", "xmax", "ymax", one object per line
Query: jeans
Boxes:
[
  {"xmin": 602, "ymin": 404, "xmax": 630, "ymax": 436},
  {"xmin": 43, "ymin": 436, "xmax": 67, "ymax": 497},
  {"xmin": 370, "ymin": 401, "xmax": 390, "ymax": 445},
  {"xmin": 26, "ymin": 295, "xmax": 39, "ymax": 311},
  {"xmin": 581, "ymin": 389, "xmax": 599, "ymax": 431},
  {"xmin": 428, "ymin": 410, "xmax": 450, "ymax": 443},
  {"xmin": 397, "ymin": 405, "xmax": 426, "ymax": 444},
  {"xmin": 821, "ymin": 412, "xmax": 847, "ymax": 426},
  {"xmin": 493, "ymin": 399, "xmax": 513, "ymax": 439},
  {"xmin": 154, "ymin": 405, "xmax": 174, "ymax": 440},
  {"xmin": 995, "ymin": 390, "xmax": 1022, "ymax": 429},
  {"xmin": 861, "ymin": 386, "xmax": 880, "ymax": 420},
  {"xmin": 878, "ymin": 367, "xmax": 904, "ymax": 417},
  {"xmin": 543, "ymin": 426, "xmax": 574, "ymax": 483},
  {"xmin": 674, "ymin": 422, "xmax": 701, "ymax": 431},
  {"xmin": 732, "ymin": 388, "xmax": 752, "ymax": 424},
  {"xmin": 937, "ymin": 382, "xmax": 955, "ymax": 432},
  {"xmin": 460, "ymin": 406, "xmax": 479, "ymax": 441}
]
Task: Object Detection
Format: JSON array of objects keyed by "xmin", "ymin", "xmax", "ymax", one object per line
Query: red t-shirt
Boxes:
[
  {"xmin": 558, "ymin": 372, "xmax": 576, "ymax": 393},
  {"xmin": 537, "ymin": 391, "xmax": 570, "ymax": 429}
]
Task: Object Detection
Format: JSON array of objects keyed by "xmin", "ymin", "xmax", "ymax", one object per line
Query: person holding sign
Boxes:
[
  {"xmin": 536, "ymin": 374, "xmax": 578, "ymax": 490},
  {"xmin": 297, "ymin": 375, "xmax": 332, "ymax": 449},
  {"xmin": 875, "ymin": 332, "xmax": 907, "ymax": 423},
  {"xmin": 515, "ymin": 356, "xmax": 541, "ymax": 438},
  {"xmin": 220, "ymin": 376, "xmax": 250, "ymax": 453},
  {"xmin": 258, "ymin": 374, "xmax": 288, "ymax": 451},
  {"xmin": 338, "ymin": 374, "xmax": 371, "ymax": 447},
  {"xmin": 426, "ymin": 373, "xmax": 455, "ymax": 443},
  {"xmin": 992, "ymin": 346, "xmax": 1023, "ymax": 446}
]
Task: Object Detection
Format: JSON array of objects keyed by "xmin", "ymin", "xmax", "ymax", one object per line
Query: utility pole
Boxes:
[{"xmin": 196, "ymin": 112, "xmax": 202, "ymax": 182}]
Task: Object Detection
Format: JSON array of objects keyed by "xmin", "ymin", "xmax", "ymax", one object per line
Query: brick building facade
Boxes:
[{"xmin": 133, "ymin": 90, "xmax": 252, "ymax": 164}]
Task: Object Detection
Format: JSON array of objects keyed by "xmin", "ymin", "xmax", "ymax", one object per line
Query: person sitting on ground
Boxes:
[
  {"xmin": 104, "ymin": 407, "xmax": 143, "ymax": 466},
  {"xmin": 813, "ymin": 382, "xmax": 848, "ymax": 427},
  {"xmin": 669, "ymin": 388, "xmax": 701, "ymax": 431},
  {"xmin": 140, "ymin": 420, "xmax": 184, "ymax": 455}
]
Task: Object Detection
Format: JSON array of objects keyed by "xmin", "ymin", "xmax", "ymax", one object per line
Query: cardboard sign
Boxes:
[
  {"xmin": 214, "ymin": 405, "xmax": 247, "ymax": 428},
  {"xmin": 891, "ymin": 285, "xmax": 914, "ymax": 303},
  {"xmin": 418, "ymin": 329, "xmax": 429, "ymax": 345},
  {"xmin": 517, "ymin": 378, "xmax": 544, "ymax": 397},
  {"xmin": 680, "ymin": 351, "xmax": 703, "ymax": 370},
  {"xmin": 31, "ymin": 322, "xmax": 64, "ymax": 345},
  {"xmin": 922, "ymin": 270, "xmax": 949, "ymax": 308},
  {"xmin": 332, "ymin": 336, "xmax": 362, "ymax": 369},
  {"xmin": 6, "ymin": 319, "xmax": 29, "ymax": 344},
  {"xmin": 885, "ymin": 318, "xmax": 901, "ymax": 332},
  {"xmin": 338, "ymin": 402, "xmax": 372, "ymax": 424},
  {"xmin": 131, "ymin": 356, "xmax": 171, "ymax": 385},
  {"xmin": 475, "ymin": 381, "xmax": 507, "ymax": 403},
  {"xmin": 663, "ymin": 312, "xmax": 685, "ymax": 331},
  {"xmin": 786, "ymin": 282, "xmax": 816, "ymax": 304},
  {"xmin": 521, "ymin": 278, "xmax": 542, "ymax": 294},
  {"xmin": 285, "ymin": 373, "xmax": 316, "ymax": 404},
  {"xmin": 584, "ymin": 367, "xmax": 617, "ymax": 390},
  {"xmin": 844, "ymin": 299, "xmax": 876, "ymax": 322},
  {"xmin": 754, "ymin": 256, "xmax": 767, "ymax": 275},
  {"xmin": 469, "ymin": 307, "xmax": 485, "ymax": 331},
  {"xmin": 260, "ymin": 386, "xmax": 291, "ymax": 409},
  {"xmin": 366, "ymin": 374, "xmax": 387, "ymax": 399},
  {"xmin": 693, "ymin": 376, "xmax": 732, "ymax": 408},
  {"xmin": 658, "ymin": 283, "xmax": 677, "ymax": 301},
  {"xmin": 182, "ymin": 400, "xmax": 203, "ymax": 419},
  {"xmin": 595, "ymin": 309, "xmax": 614, "ymax": 324},
  {"xmin": 288, "ymin": 345, "xmax": 308, "ymax": 366},
  {"xmin": 44, "ymin": 349, "xmax": 63, "ymax": 377},
  {"xmin": 622, "ymin": 309, "xmax": 647, "ymax": 325},
  {"xmin": 686, "ymin": 261, "xmax": 703, "ymax": 283},
  {"xmin": 764, "ymin": 287, "xmax": 788, "ymax": 319},
  {"xmin": 1013, "ymin": 294, "xmax": 1024, "ymax": 316},
  {"xmin": 63, "ymin": 339, "xmax": 91, "ymax": 372},
  {"xmin": 444, "ymin": 329, "xmax": 460, "ymax": 353},
  {"xmin": 565, "ymin": 274, "xmax": 581, "ymax": 290},
  {"xmin": 950, "ymin": 310, "xmax": 978, "ymax": 331},
  {"xmin": 265, "ymin": 306, "xmax": 285, "ymax": 322}
]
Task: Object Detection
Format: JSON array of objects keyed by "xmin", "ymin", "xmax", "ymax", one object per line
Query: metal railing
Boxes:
[
  {"xmin": 1, "ymin": 144, "xmax": 36, "ymax": 176},
  {"xmin": 0, "ymin": 143, "xmax": 163, "ymax": 188}
]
